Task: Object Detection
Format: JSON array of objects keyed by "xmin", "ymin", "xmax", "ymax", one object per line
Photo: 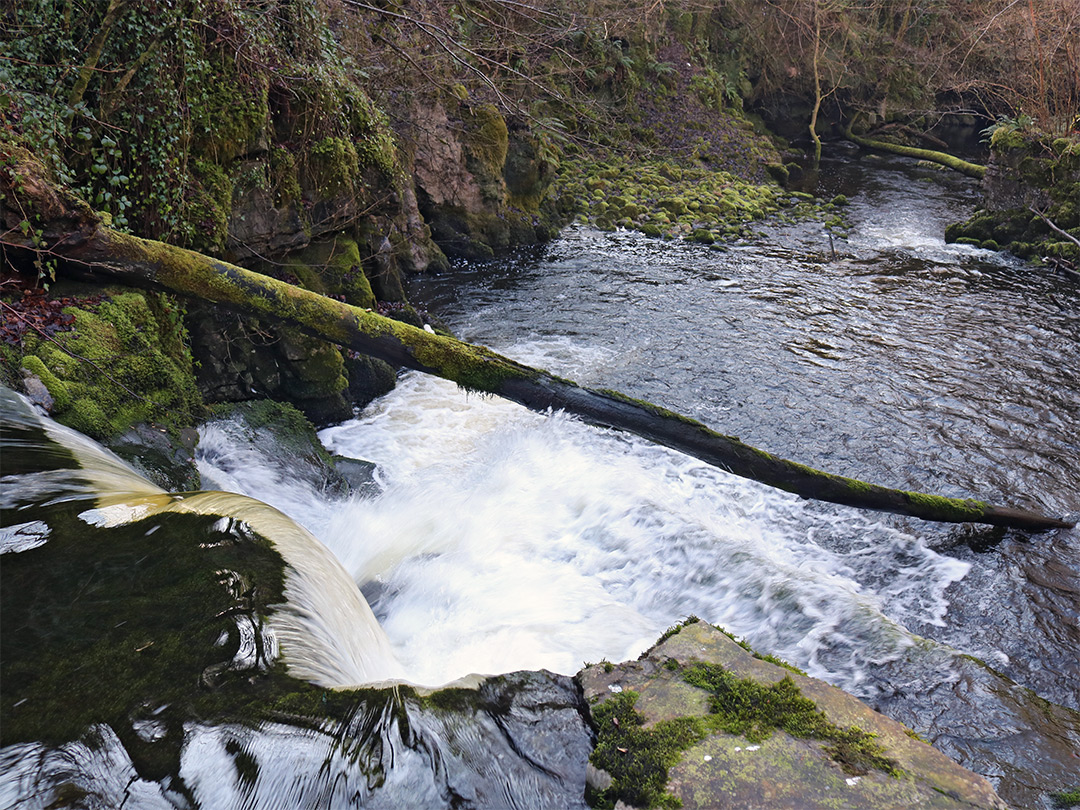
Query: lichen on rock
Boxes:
[{"xmin": 579, "ymin": 622, "xmax": 1010, "ymax": 810}]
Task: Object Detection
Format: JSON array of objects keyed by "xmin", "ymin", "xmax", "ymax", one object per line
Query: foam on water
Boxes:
[{"xmin": 283, "ymin": 339, "xmax": 968, "ymax": 692}]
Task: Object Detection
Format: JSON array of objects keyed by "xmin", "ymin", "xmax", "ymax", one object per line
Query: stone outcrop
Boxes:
[
  {"xmin": 580, "ymin": 622, "xmax": 1009, "ymax": 810},
  {"xmin": 946, "ymin": 132, "xmax": 1080, "ymax": 266},
  {"xmin": 407, "ymin": 97, "xmax": 557, "ymax": 261}
]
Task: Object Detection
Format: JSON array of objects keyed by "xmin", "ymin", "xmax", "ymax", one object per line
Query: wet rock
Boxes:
[
  {"xmin": 20, "ymin": 370, "xmax": 54, "ymax": 413},
  {"xmin": 331, "ymin": 455, "xmax": 380, "ymax": 497},
  {"xmin": 105, "ymin": 423, "xmax": 201, "ymax": 491},
  {"xmin": 579, "ymin": 621, "xmax": 1009, "ymax": 810}
]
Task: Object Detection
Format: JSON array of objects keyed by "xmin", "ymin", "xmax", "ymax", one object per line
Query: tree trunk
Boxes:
[
  {"xmin": 67, "ymin": 0, "xmax": 130, "ymax": 109},
  {"xmin": 846, "ymin": 130, "xmax": 987, "ymax": 179},
  {"xmin": 1, "ymin": 147, "xmax": 1070, "ymax": 531},
  {"xmin": 809, "ymin": 1, "xmax": 824, "ymax": 168}
]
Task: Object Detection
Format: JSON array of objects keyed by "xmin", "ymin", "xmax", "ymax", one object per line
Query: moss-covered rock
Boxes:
[
  {"xmin": 283, "ymin": 235, "xmax": 377, "ymax": 310},
  {"xmin": 948, "ymin": 133, "xmax": 1080, "ymax": 266},
  {"xmin": 14, "ymin": 290, "xmax": 200, "ymax": 440},
  {"xmin": 579, "ymin": 622, "xmax": 1009, "ymax": 810}
]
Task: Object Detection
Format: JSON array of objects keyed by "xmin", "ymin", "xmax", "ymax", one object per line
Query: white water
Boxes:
[{"xmin": 197, "ymin": 340, "xmax": 970, "ymax": 694}]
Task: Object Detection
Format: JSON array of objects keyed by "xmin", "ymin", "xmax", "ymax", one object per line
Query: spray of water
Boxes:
[{"xmin": 176, "ymin": 336, "xmax": 970, "ymax": 692}]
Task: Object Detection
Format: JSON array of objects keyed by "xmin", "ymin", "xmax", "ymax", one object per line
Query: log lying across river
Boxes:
[{"xmin": 1, "ymin": 146, "xmax": 1071, "ymax": 531}]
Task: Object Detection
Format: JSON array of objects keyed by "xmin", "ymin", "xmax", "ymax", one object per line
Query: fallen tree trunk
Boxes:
[
  {"xmin": 1, "ymin": 147, "xmax": 1070, "ymax": 531},
  {"xmin": 845, "ymin": 130, "xmax": 987, "ymax": 179}
]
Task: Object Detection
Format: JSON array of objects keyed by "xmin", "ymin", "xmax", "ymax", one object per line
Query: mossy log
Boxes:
[
  {"xmin": 1, "ymin": 147, "xmax": 1070, "ymax": 531},
  {"xmin": 846, "ymin": 130, "xmax": 987, "ymax": 179}
]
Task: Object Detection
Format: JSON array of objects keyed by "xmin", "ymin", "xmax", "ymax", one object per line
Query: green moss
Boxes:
[
  {"xmin": 214, "ymin": 399, "xmax": 338, "ymax": 471},
  {"xmin": 989, "ymin": 128, "xmax": 1027, "ymax": 151},
  {"xmin": 588, "ymin": 690, "xmax": 706, "ymax": 809},
  {"xmin": 655, "ymin": 616, "xmax": 701, "ymax": 647},
  {"xmin": 409, "ymin": 330, "xmax": 540, "ymax": 394},
  {"xmin": 682, "ymin": 663, "xmax": 900, "ymax": 778},
  {"xmin": 1051, "ymin": 787, "xmax": 1080, "ymax": 808},
  {"xmin": 18, "ymin": 291, "xmax": 200, "ymax": 439},
  {"xmin": 901, "ymin": 490, "xmax": 986, "ymax": 521},
  {"xmin": 283, "ymin": 236, "xmax": 377, "ymax": 310},
  {"xmin": 188, "ymin": 159, "xmax": 234, "ymax": 255},
  {"xmin": 189, "ymin": 51, "xmax": 268, "ymax": 163},
  {"xmin": 20, "ymin": 354, "xmax": 72, "ymax": 410},
  {"xmin": 467, "ymin": 104, "xmax": 510, "ymax": 175},
  {"xmin": 308, "ymin": 136, "xmax": 360, "ymax": 195},
  {"xmin": 269, "ymin": 146, "xmax": 302, "ymax": 207}
]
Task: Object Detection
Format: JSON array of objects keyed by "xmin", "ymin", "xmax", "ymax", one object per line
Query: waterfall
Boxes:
[{"xmin": 1, "ymin": 387, "xmax": 401, "ymax": 687}]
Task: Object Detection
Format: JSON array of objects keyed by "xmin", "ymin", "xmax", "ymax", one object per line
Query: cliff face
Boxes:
[{"xmin": 1, "ymin": 0, "xmax": 568, "ymax": 425}]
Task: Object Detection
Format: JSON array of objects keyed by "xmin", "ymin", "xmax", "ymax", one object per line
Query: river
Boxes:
[{"xmin": 3, "ymin": 149, "xmax": 1079, "ymax": 808}]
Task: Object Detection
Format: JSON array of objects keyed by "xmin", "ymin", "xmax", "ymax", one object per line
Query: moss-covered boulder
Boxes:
[
  {"xmin": 947, "ymin": 132, "xmax": 1080, "ymax": 266},
  {"xmin": 579, "ymin": 621, "xmax": 1008, "ymax": 810},
  {"xmin": 282, "ymin": 235, "xmax": 377, "ymax": 310},
  {"xmin": 10, "ymin": 288, "xmax": 200, "ymax": 441}
]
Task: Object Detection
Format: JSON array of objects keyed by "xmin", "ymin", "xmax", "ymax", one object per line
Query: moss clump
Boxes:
[
  {"xmin": 213, "ymin": 399, "xmax": 339, "ymax": 472},
  {"xmin": 588, "ymin": 690, "xmax": 706, "ymax": 809},
  {"xmin": 189, "ymin": 50, "xmax": 269, "ymax": 163},
  {"xmin": 308, "ymin": 136, "xmax": 360, "ymax": 195},
  {"xmin": 188, "ymin": 159, "xmax": 234, "ymax": 255},
  {"xmin": 269, "ymin": 146, "xmax": 303, "ymax": 207},
  {"xmin": 554, "ymin": 151, "xmax": 792, "ymax": 245},
  {"xmin": 682, "ymin": 663, "xmax": 900, "ymax": 777},
  {"xmin": 1051, "ymin": 787, "xmax": 1080, "ymax": 808},
  {"xmin": 17, "ymin": 291, "xmax": 200, "ymax": 439},
  {"xmin": 284, "ymin": 236, "xmax": 376, "ymax": 310},
  {"xmin": 466, "ymin": 103, "xmax": 510, "ymax": 175},
  {"xmin": 20, "ymin": 354, "xmax": 72, "ymax": 410}
]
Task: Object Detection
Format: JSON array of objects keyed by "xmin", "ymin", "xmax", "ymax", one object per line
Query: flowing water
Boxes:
[{"xmin": 4, "ymin": 150, "xmax": 1079, "ymax": 808}]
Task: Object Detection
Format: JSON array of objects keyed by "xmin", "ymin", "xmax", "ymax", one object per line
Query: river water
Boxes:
[
  {"xmin": 320, "ymin": 149, "xmax": 1077, "ymax": 800},
  {"xmin": 4, "ymin": 150, "xmax": 1079, "ymax": 808}
]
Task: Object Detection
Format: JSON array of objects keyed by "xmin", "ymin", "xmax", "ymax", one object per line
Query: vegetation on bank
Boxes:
[
  {"xmin": 2, "ymin": 0, "xmax": 1078, "ymax": 438},
  {"xmin": 3, "ymin": 285, "xmax": 201, "ymax": 439},
  {"xmin": 946, "ymin": 130, "xmax": 1080, "ymax": 267}
]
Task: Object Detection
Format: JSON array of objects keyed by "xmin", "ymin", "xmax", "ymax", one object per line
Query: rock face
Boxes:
[
  {"xmin": 946, "ymin": 133, "xmax": 1080, "ymax": 265},
  {"xmin": 579, "ymin": 622, "xmax": 1009, "ymax": 810},
  {"xmin": 408, "ymin": 97, "xmax": 556, "ymax": 261}
]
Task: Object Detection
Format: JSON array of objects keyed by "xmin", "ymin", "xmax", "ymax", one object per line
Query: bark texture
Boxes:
[{"xmin": 1, "ymin": 147, "xmax": 1070, "ymax": 531}]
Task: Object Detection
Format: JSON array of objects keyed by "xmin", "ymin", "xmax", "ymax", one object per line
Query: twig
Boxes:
[{"xmin": 1029, "ymin": 206, "xmax": 1080, "ymax": 249}]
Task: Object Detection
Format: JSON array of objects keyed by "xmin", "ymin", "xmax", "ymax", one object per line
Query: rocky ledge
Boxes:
[{"xmin": 579, "ymin": 620, "xmax": 1007, "ymax": 810}]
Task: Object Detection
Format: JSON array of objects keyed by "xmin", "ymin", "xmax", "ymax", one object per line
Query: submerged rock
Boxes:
[{"xmin": 579, "ymin": 621, "xmax": 1008, "ymax": 810}]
